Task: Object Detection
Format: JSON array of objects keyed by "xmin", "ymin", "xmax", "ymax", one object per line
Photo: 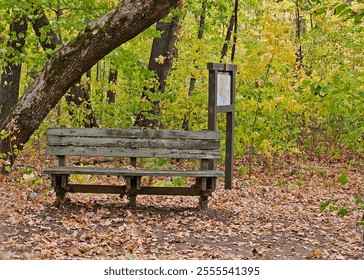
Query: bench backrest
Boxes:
[{"xmin": 46, "ymin": 128, "xmax": 221, "ymax": 160}]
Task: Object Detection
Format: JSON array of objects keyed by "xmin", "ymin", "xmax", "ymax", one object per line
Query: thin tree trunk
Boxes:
[
  {"xmin": 0, "ymin": 0, "xmax": 180, "ymax": 171},
  {"xmin": 0, "ymin": 16, "xmax": 28, "ymax": 127},
  {"xmin": 65, "ymin": 84, "xmax": 98, "ymax": 127},
  {"xmin": 295, "ymin": 1, "xmax": 304, "ymax": 67},
  {"xmin": 135, "ymin": 3, "xmax": 181, "ymax": 128},
  {"xmin": 231, "ymin": 0, "xmax": 239, "ymax": 62},
  {"xmin": 182, "ymin": 0, "xmax": 207, "ymax": 130},
  {"xmin": 148, "ymin": 17, "xmax": 180, "ymax": 93},
  {"xmin": 33, "ymin": 10, "xmax": 62, "ymax": 55},
  {"xmin": 220, "ymin": 13, "xmax": 235, "ymax": 61},
  {"xmin": 188, "ymin": 0, "xmax": 206, "ymax": 95},
  {"xmin": 107, "ymin": 62, "xmax": 118, "ymax": 104}
]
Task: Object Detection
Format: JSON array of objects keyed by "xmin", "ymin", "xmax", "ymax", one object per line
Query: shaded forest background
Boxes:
[{"xmin": 0, "ymin": 0, "xmax": 363, "ymax": 161}]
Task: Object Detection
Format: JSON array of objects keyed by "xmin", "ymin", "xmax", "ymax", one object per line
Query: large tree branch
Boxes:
[{"xmin": 0, "ymin": 0, "xmax": 180, "ymax": 169}]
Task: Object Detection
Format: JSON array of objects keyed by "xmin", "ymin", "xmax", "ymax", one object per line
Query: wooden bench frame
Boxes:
[{"xmin": 44, "ymin": 128, "xmax": 224, "ymax": 208}]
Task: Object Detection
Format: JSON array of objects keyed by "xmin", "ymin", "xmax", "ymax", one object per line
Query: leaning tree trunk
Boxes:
[
  {"xmin": 0, "ymin": 16, "xmax": 28, "ymax": 127},
  {"xmin": 0, "ymin": 0, "xmax": 180, "ymax": 170}
]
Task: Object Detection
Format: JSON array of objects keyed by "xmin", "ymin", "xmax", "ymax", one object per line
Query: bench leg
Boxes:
[
  {"xmin": 198, "ymin": 178, "xmax": 207, "ymax": 191},
  {"xmin": 199, "ymin": 195, "xmax": 208, "ymax": 209},
  {"xmin": 197, "ymin": 177, "xmax": 212, "ymax": 209},
  {"xmin": 52, "ymin": 175, "xmax": 68, "ymax": 203},
  {"xmin": 210, "ymin": 178, "xmax": 217, "ymax": 192},
  {"xmin": 129, "ymin": 194, "xmax": 137, "ymax": 207},
  {"xmin": 56, "ymin": 190, "xmax": 66, "ymax": 201},
  {"xmin": 125, "ymin": 176, "xmax": 140, "ymax": 207}
]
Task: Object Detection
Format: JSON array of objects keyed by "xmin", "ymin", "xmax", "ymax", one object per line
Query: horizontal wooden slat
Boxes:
[
  {"xmin": 46, "ymin": 146, "xmax": 221, "ymax": 159},
  {"xmin": 134, "ymin": 187, "xmax": 210, "ymax": 196},
  {"xmin": 44, "ymin": 166, "xmax": 224, "ymax": 177},
  {"xmin": 68, "ymin": 184, "xmax": 211, "ymax": 196},
  {"xmin": 68, "ymin": 184, "xmax": 126, "ymax": 194},
  {"xmin": 47, "ymin": 136, "xmax": 220, "ymax": 150},
  {"xmin": 47, "ymin": 128, "xmax": 221, "ymax": 140}
]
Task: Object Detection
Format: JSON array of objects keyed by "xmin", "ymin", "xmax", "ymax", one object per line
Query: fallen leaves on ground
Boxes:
[{"xmin": 0, "ymin": 151, "xmax": 363, "ymax": 260}]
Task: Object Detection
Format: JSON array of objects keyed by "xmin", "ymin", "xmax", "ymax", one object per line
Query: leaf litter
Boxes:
[{"xmin": 0, "ymin": 151, "xmax": 363, "ymax": 260}]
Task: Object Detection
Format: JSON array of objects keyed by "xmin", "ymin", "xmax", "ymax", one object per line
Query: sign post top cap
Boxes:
[{"xmin": 207, "ymin": 62, "xmax": 237, "ymax": 71}]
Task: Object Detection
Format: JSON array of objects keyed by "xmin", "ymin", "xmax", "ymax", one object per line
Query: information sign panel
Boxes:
[
  {"xmin": 207, "ymin": 63, "xmax": 237, "ymax": 190},
  {"xmin": 217, "ymin": 72, "xmax": 232, "ymax": 106}
]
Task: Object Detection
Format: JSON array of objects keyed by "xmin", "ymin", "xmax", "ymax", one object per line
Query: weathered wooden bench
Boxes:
[{"xmin": 44, "ymin": 128, "xmax": 224, "ymax": 208}]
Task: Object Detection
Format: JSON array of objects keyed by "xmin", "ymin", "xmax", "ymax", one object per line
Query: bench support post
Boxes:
[
  {"xmin": 129, "ymin": 193, "xmax": 137, "ymax": 207},
  {"xmin": 199, "ymin": 195, "xmax": 208, "ymax": 209},
  {"xmin": 125, "ymin": 177, "xmax": 141, "ymax": 207},
  {"xmin": 52, "ymin": 174, "xmax": 68, "ymax": 202},
  {"xmin": 199, "ymin": 159, "xmax": 210, "ymax": 208},
  {"xmin": 54, "ymin": 155, "xmax": 68, "ymax": 202},
  {"xmin": 126, "ymin": 157, "xmax": 139, "ymax": 207}
]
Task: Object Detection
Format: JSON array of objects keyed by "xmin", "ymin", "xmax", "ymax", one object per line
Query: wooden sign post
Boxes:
[{"xmin": 207, "ymin": 62, "xmax": 237, "ymax": 190}]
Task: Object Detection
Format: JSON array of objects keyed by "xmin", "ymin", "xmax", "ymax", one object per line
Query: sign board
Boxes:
[
  {"xmin": 207, "ymin": 63, "xmax": 237, "ymax": 190},
  {"xmin": 217, "ymin": 72, "xmax": 232, "ymax": 106}
]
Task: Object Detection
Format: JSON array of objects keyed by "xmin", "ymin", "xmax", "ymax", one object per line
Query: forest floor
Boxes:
[{"xmin": 0, "ymin": 146, "xmax": 363, "ymax": 260}]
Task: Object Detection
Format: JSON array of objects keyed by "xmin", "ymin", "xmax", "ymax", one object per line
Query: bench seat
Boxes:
[{"xmin": 44, "ymin": 166, "xmax": 225, "ymax": 177}]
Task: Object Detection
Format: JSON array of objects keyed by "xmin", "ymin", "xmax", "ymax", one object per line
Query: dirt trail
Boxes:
[{"xmin": 1, "ymin": 157, "xmax": 363, "ymax": 259}]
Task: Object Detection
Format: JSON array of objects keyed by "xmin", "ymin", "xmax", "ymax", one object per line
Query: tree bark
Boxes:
[
  {"xmin": 135, "ymin": 3, "xmax": 181, "ymax": 128},
  {"xmin": 294, "ymin": 0, "xmax": 305, "ymax": 68},
  {"xmin": 33, "ymin": 10, "xmax": 62, "ymax": 56},
  {"xmin": 0, "ymin": 16, "xmax": 28, "ymax": 127},
  {"xmin": 231, "ymin": 0, "xmax": 239, "ymax": 62},
  {"xmin": 33, "ymin": 8, "xmax": 98, "ymax": 128},
  {"xmin": 220, "ymin": 13, "xmax": 235, "ymax": 61},
  {"xmin": 182, "ymin": 0, "xmax": 207, "ymax": 130},
  {"xmin": 220, "ymin": 1, "xmax": 239, "ymax": 62},
  {"xmin": 107, "ymin": 62, "xmax": 118, "ymax": 104},
  {"xmin": 0, "ymin": 0, "xmax": 180, "ymax": 169},
  {"xmin": 188, "ymin": 0, "xmax": 206, "ymax": 96},
  {"xmin": 147, "ymin": 13, "xmax": 181, "ymax": 93}
]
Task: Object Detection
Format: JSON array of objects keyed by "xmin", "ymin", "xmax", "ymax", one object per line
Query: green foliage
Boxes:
[
  {"xmin": 338, "ymin": 170, "xmax": 349, "ymax": 185},
  {"xmin": 355, "ymin": 195, "xmax": 364, "ymax": 225},
  {"xmin": 231, "ymin": 0, "xmax": 363, "ymax": 159},
  {"xmin": 165, "ymin": 177, "xmax": 187, "ymax": 187},
  {"xmin": 320, "ymin": 186, "xmax": 364, "ymax": 226},
  {"xmin": 0, "ymin": 130, "xmax": 18, "ymax": 172},
  {"xmin": 1, "ymin": 0, "xmax": 363, "ymax": 161},
  {"xmin": 320, "ymin": 199, "xmax": 350, "ymax": 217},
  {"xmin": 320, "ymin": 199, "xmax": 331, "ymax": 212}
]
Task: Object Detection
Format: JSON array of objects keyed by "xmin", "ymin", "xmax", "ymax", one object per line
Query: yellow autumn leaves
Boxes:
[
  {"xmin": 155, "ymin": 55, "xmax": 166, "ymax": 64},
  {"xmin": 261, "ymin": 95, "xmax": 304, "ymax": 114}
]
